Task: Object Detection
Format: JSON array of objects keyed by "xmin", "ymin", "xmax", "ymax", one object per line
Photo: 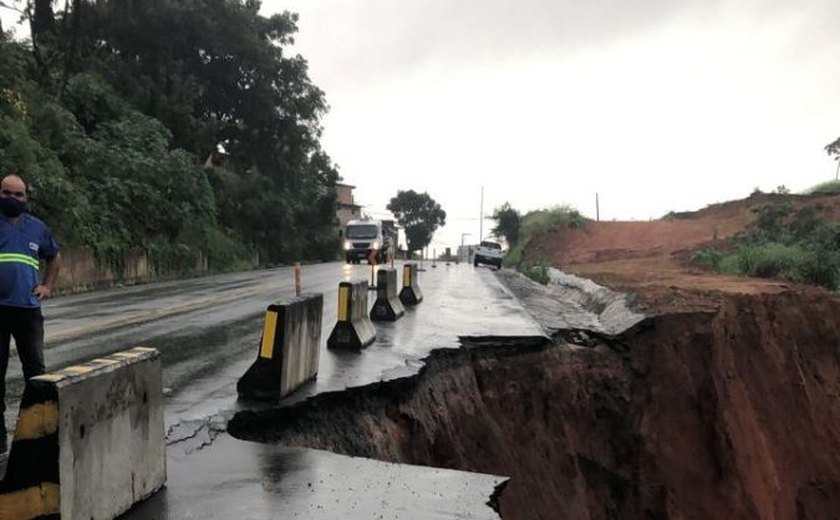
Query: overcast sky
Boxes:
[
  {"xmin": 4, "ymin": 2, "xmax": 840, "ymax": 251},
  {"xmin": 267, "ymin": 0, "xmax": 840, "ymax": 251}
]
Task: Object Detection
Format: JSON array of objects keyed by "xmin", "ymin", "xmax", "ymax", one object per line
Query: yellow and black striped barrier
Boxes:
[
  {"xmin": 0, "ymin": 347, "xmax": 165, "ymax": 520},
  {"xmin": 327, "ymin": 280, "xmax": 376, "ymax": 350},
  {"xmin": 370, "ymin": 268, "xmax": 405, "ymax": 322},
  {"xmin": 399, "ymin": 263, "xmax": 424, "ymax": 306},
  {"xmin": 237, "ymin": 293, "xmax": 323, "ymax": 400}
]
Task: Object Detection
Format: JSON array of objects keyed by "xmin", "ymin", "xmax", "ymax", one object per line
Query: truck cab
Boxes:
[{"xmin": 344, "ymin": 219, "xmax": 395, "ymax": 264}]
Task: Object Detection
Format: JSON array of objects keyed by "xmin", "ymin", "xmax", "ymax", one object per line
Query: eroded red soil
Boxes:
[{"xmin": 522, "ymin": 192, "xmax": 840, "ymax": 311}]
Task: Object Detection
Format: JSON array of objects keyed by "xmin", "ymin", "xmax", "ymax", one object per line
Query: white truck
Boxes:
[
  {"xmin": 473, "ymin": 240, "xmax": 503, "ymax": 269},
  {"xmin": 344, "ymin": 219, "xmax": 397, "ymax": 264}
]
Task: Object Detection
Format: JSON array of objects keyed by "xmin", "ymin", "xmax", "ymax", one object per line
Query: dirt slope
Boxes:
[{"xmin": 526, "ymin": 192, "xmax": 840, "ymax": 305}]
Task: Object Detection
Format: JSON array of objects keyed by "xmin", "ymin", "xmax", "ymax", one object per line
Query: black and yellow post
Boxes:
[
  {"xmin": 370, "ymin": 268, "xmax": 405, "ymax": 321},
  {"xmin": 237, "ymin": 294, "xmax": 323, "ymax": 400},
  {"xmin": 0, "ymin": 379, "xmax": 60, "ymax": 520},
  {"xmin": 399, "ymin": 262, "xmax": 424, "ymax": 306},
  {"xmin": 327, "ymin": 281, "xmax": 376, "ymax": 349}
]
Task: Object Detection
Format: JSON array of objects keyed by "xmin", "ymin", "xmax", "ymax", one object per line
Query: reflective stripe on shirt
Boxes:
[{"xmin": 0, "ymin": 253, "xmax": 39, "ymax": 270}]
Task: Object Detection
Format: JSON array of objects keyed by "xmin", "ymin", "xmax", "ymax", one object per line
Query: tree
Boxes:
[
  {"xmin": 0, "ymin": 0, "xmax": 342, "ymax": 269},
  {"xmin": 827, "ymin": 137, "xmax": 840, "ymax": 179},
  {"xmin": 387, "ymin": 190, "xmax": 446, "ymax": 254},
  {"xmin": 491, "ymin": 202, "xmax": 520, "ymax": 247},
  {"xmin": 826, "ymin": 137, "xmax": 840, "ymax": 159}
]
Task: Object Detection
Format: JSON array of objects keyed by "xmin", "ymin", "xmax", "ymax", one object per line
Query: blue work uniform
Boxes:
[
  {"xmin": 0, "ymin": 212, "xmax": 60, "ymax": 446},
  {"xmin": 0, "ymin": 213, "xmax": 60, "ymax": 307}
]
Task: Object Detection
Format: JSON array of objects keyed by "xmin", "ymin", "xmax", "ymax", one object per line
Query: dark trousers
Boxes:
[{"xmin": 0, "ymin": 306, "xmax": 45, "ymax": 432}]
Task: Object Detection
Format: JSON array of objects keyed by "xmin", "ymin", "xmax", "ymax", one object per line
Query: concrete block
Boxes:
[
  {"xmin": 0, "ymin": 347, "xmax": 165, "ymax": 520},
  {"xmin": 327, "ymin": 281, "xmax": 376, "ymax": 350},
  {"xmin": 399, "ymin": 263, "xmax": 424, "ymax": 305},
  {"xmin": 237, "ymin": 293, "xmax": 323, "ymax": 400},
  {"xmin": 370, "ymin": 268, "xmax": 405, "ymax": 321}
]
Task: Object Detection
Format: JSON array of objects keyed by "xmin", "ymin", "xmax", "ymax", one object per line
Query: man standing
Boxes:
[{"xmin": 0, "ymin": 174, "xmax": 61, "ymax": 453}]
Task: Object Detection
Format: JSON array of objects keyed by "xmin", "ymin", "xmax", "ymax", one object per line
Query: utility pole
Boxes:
[
  {"xmin": 479, "ymin": 186, "xmax": 484, "ymax": 242},
  {"xmin": 596, "ymin": 192, "xmax": 600, "ymax": 222}
]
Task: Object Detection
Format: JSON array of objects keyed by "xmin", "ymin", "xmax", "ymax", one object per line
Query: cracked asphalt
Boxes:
[{"xmin": 1, "ymin": 261, "xmax": 545, "ymax": 518}]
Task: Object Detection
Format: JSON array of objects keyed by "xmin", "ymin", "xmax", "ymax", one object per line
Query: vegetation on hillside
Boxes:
[
  {"xmin": 0, "ymin": 0, "xmax": 340, "ymax": 273},
  {"xmin": 692, "ymin": 199, "xmax": 840, "ymax": 289},
  {"xmin": 489, "ymin": 204, "xmax": 586, "ymax": 284},
  {"xmin": 804, "ymin": 180, "xmax": 840, "ymax": 195}
]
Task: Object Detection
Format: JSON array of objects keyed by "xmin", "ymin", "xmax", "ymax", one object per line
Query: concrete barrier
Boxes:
[
  {"xmin": 399, "ymin": 263, "xmax": 424, "ymax": 306},
  {"xmin": 327, "ymin": 281, "xmax": 376, "ymax": 350},
  {"xmin": 370, "ymin": 268, "xmax": 405, "ymax": 322},
  {"xmin": 0, "ymin": 347, "xmax": 165, "ymax": 520},
  {"xmin": 237, "ymin": 293, "xmax": 323, "ymax": 400}
]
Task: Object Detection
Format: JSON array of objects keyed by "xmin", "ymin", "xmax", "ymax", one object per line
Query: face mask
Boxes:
[{"xmin": 0, "ymin": 197, "xmax": 26, "ymax": 218}]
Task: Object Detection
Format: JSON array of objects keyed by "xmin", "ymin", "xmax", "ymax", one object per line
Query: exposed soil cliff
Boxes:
[{"xmin": 230, "ymin": 286, "xmax": 840, "ymax": 520}]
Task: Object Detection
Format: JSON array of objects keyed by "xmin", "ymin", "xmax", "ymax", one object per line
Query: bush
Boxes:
[
  {"xmin": 520, "ymin": 258, "xmax": 551, "ymax": 285},
  {"xmin": 691, "ymin": 247, "xmax": 723, "ymax": 269},
  {"xmin": 804, "ymin": 180, "xmax": 840, "ymax": 195},
  {"xmin": 736, "ymin": 243, "xmax": 806, "ymax": 280},
  {"xmin": 798, "ymin": 249, "xmax": 840, "ymax": 289},
  {"xmin": 505, "ymin": 205, "xmax": 586, "ymax": 268},
  {"xmin": 718, "ymin": 255, "xmax": 741, "ymax": 275},
  {"xmin": 693, "ymin": 198, "xmax": 840, "ymax": 290},
  {"xmin": 204, "ymin": 227, "xmax": 256, "ymax": 272}
]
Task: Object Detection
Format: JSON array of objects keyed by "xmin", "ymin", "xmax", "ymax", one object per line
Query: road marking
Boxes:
[{"xmin": 45, "ymin": 282, "xmax": 277, "ymax": 345}]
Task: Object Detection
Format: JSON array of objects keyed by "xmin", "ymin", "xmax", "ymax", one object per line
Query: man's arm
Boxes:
[{"xmin": 34, "ymin": 252, "xmax": 61, "ymax": 299}]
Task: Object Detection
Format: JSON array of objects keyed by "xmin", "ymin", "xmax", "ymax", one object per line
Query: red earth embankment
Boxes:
[{"xmin": 527, "ymin": 192, "xmax": 840, "ymax": 303}]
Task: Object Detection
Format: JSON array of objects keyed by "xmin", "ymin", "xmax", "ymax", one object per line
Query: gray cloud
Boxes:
[{"xmin": 270, "ymin": 0, "xmax": 838, "ymax": 88}]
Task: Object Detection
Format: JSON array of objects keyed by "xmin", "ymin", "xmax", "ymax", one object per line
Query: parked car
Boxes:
[{"xmin": 474, "ymin": 241, "xmax": 503, "ymax": 269}]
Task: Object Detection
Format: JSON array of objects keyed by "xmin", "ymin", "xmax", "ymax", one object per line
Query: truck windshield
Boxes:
[{"xmin": 346, "ymin": 225, "xmax": 379, "ymax": 239}]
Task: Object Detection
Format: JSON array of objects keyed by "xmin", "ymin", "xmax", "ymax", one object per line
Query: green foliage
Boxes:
[
  {"xmin": 804, "ymin": 180, "xmax": 840, "ymax": 195},
  {"xmin": 736, "ymin": 243, "xmax": 808, "ymax": 280},
  {"xmin": 490, "ymin": 202, "xmax": 520, "ymax": 247},
  {"xmin": 387, "ymin": 190, "xmax": 446, "ymax": 254},
  {"xmin": 691, "ymin": 247, "xmax": 723, "ymax": 269},
  {"xmin": 0, "ymin": 1, "xmax": 341, "ymax": 272},
  {"xmin": 718, "ymin": 254, "xmax": 741, "ymax": 275},
  {"xmin": 692, "ymin": 199, "xmax": 840, "ymax": 290},
  {"xmin": 504, "ymin": 205, "xmax": 586, "ymax": 268},
  {"xmin": 519, "ymin": 258, "xmax": 551, "ymax": 285}
]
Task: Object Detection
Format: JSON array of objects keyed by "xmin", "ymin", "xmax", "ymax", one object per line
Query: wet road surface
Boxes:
[{"xmin": 2, "ymin": 261, "xmax": 545, "ymax": 518}]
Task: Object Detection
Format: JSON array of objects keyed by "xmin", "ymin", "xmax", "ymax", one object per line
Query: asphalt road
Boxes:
[{"xmin": 1, "ymin": 260, "xmax": 547, "ymax": 518}]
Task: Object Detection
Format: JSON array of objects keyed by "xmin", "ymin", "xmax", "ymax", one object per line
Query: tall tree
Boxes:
[
  {"xmin": 491, "ymin": 202, "xmax": 520, "ymax": 247},
  {"xmin": 387, "ymin": 190, "xmax": 446, "ymax": 254},
  {"xmin": 0, "ymin": 0, "xmax": 342, "ymax": 268},
  {"xmin": 32, "ymin": 0, "xmax": 56, "ymax": 40}
]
